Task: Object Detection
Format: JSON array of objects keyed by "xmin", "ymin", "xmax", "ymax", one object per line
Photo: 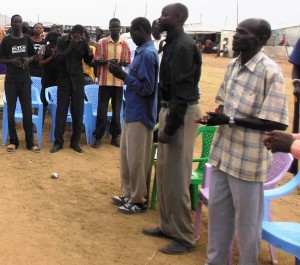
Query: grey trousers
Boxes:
[
  {"xmin": 206, "ymin": 166, "xmax": 264, "ymax": 265},
  {"xmin": 156, "ymin": 104, "xmax": 200, "ymax": 246},
  {"xmin": 120, "ymin": 121, "xmax": 152, "ymax": 204}
]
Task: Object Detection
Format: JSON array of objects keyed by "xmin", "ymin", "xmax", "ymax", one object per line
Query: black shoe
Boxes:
[
  {"xmin": 70, "ymin": 144, "xmax": 83, "ymax": 153},
  {"xmin": 160, "ymin": 240, "xmax": 195, "ymax": 255},
  {"xmin": 50, "ymin": 145, "xmax": 62, "ymax": 153},
  {"xmin": 143, "ymin": 227, "xmax": 171, "ymax": 238},
  {"xmin": 91, "ymin": 139, "xmax": 101, "ymax": 149},
  {"xmin": 110, "ymin": 136, "xmax": 120, "ymax": 148}
]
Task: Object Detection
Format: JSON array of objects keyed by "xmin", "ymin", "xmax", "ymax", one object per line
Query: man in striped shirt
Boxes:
[
  {"xmin": 196, "ymin": 18, "xmax": 289, "ymax": 265},
  {"xmin": 92, "ymin": 18, "xmax": 131, "ymax": 148}
]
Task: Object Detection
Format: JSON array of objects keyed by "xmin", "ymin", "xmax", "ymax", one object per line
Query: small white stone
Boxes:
[{"xmin": 51, "ymin": 172, "xmax": 59, "ymax": 178}]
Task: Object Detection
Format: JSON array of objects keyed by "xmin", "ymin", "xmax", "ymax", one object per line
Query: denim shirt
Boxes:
[{"xmin": 124, "ymin": 40, "xmax": 159, "ymax": 130}]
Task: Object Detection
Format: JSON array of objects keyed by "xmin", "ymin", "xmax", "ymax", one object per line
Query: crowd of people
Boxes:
[{"xmin": 0, "ymin": 2, "xmax": 298, "ymax": 264}]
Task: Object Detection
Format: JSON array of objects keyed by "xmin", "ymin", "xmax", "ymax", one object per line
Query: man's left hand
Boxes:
[
  {"xmin": 108, "ymin": 61, "xmax": 127, "ymax": 80},
  {"xmin": 195, "ymin": 112, "xmax": 229, "ymax": 126}
]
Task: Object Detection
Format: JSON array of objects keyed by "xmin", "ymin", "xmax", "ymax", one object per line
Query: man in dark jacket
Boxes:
[{"xmin": 50, "ymin": 24, "xmax": 93, "ymax": 153}]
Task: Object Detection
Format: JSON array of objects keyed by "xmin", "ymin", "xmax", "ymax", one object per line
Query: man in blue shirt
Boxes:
[{"xmin": 108, "ymin": 17, "xmax": 159, "ymax": 214}]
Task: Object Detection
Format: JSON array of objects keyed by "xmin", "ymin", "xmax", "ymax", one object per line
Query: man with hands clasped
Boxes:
[
  {"xmin": 196, "ymin": 18, "xmax": 288, "ymax": 265},
  {"xmin": 108, "ymin": 17, "xmax": 158, "ymax": 214},
  {"xmin": 92, "ymin": 18, "xmax": 131, "ymax": 148},
  {"xmin": 0, "ymin": 14, "xmax": 40, "ymax": 153}
]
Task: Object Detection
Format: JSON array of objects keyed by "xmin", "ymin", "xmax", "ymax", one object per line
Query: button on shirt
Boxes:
[{"xmin": 209, "ymin": 51, "xmax": 289, "ymax": 182}]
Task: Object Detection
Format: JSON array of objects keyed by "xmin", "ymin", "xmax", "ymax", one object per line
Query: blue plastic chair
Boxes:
[
  {"xmin": 31, "ymin": 76, "xmax": 42, "ymax": 93},
  {"xmin": 45, "ymin": 86, "xmax": 90, "ymax": 144},
  {"xmin": 2, "ymin": 86, "xmax": 43, "ymax": 147},
  {"xmin": 262, "ymin": 172, "xmax": 300, "ymax": 265},
  {"xmin": 84, "ymin": 84, "xmax": 112, "ymax": 142}
]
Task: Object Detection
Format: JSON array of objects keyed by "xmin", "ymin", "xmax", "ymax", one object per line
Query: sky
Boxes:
[{"xmin": 0, "ymin": 0, "xmax": 299, "ymax": 30}]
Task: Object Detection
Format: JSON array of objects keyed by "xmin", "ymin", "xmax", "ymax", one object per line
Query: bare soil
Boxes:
[{"xmin": 0, "ymin": 54, "xmax": 298, "ymax": 265}]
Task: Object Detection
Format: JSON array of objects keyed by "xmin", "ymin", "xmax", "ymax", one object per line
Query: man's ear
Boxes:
[{"xmin": 259, "ymin": 34, "xmax": 268, "ymax": 45}]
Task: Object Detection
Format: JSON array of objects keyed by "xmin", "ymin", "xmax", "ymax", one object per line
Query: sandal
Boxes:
[
  {"xmin": 31, "ymin": 145, "xmax": 40, "ymax": 153},
  {"xmin": 6, "ymin": 144, "xmax": 16, "ymax": 152}
]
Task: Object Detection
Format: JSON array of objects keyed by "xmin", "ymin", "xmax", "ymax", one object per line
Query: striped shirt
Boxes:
[
  {"xmin": 209, "ymin": 51, "xmax": 289, "ymax": 182},
  {"xmin": 95, "ymin": 35, "xmax": 131, "ymax": 87}
]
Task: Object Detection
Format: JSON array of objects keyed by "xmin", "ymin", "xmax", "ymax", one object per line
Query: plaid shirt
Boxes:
[
  {"xmin": 95, "ymin": 35, "xmax": 131, "ymax": 87},
  {"xmin": 209, "ymin": 51, "xmax": 289, "ymax": 182}
]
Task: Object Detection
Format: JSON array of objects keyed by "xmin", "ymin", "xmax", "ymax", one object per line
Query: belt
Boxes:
[{"xmin": 160, "ymin": 100, "xmax": 198, "ymax": 108}]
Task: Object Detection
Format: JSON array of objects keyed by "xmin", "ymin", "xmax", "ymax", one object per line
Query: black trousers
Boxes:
[
  {"xmin": 54, "ymin": 87, "xmax": 84, "ymax": 147},
  {"xmin": 5, "ymin": 79, "xmax": 34, "ymax": 149},
  {"xmin": 94, "ymin": 86, "xmax": 123, "ymax": 139}
]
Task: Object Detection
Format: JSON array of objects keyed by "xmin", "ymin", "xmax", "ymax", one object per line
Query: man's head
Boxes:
[
  {"xmin": 45, "ymin": 31, "xmax": 61, "ymax": 45},
  {"xmin": 52, "ymin": 24, "xmax": 63, "ymax": 34},
  {"xmin": 11, "ymin": 14, "xmax": 23, "ymax": 33},
  {"xmin": 158, "ymin": 3, "xmax": 188, "ymax": 32},
  {"xmin": 109, "ymin": 18, "xmax": 121, "ymax": 40},
  {"xmin": 151, "ymin": 19, "xmax": 162, "ymax": 40},
  {"xmin": 233, "ymin": 18, "xmax": 271, "ymax": 53},
  {"xmin": 95, "ymin": 27, "xmax": 104, "ymax": 41},
  {"xmin": 130, "ymin": 17, "xmax": 152, "ymax": 47},
  {"xmin": 69, "ymin": 24, "xmax": 84, "ymax": 39}
]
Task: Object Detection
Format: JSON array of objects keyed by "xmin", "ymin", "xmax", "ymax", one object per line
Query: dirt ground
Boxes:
[{"xmin": 0, "ymin": 53, "xmax": 299, "ymax": 265}]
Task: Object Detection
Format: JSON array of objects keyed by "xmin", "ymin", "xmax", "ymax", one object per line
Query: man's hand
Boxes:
[
  {"xmin": 293, "ymin": 83, "xmax": 300, "ymax": 98},
  {"xmin": 195, "ymin": 112, "xmax": 229, "ymax": 126},
  {"xmin": 264, "ymin": 131, "xmax": 295, "ymax": 153},
  {"xmin": 108, "ymin": 61, "xmax": 127, "ymax": 80},
  {"xmin": 158, "ymin": 131, "xmax": 172, "ymax": 144}
]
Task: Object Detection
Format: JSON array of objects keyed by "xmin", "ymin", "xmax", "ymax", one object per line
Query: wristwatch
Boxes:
[{"xmin": 229, "ymin": 117, "xmax": 235, "ymax": 127}]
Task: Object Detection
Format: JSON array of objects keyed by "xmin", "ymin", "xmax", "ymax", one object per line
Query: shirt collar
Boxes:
[
  {"xmin": 165, "ymin": 28, "xmax": 184, "ymax": 43},
  {"xmin": 107, "ymin": 35, "xmax": 123, "ymax": 44},
  {"xmin": 236, "ymin": 50, "xmax": 265, "ymax": 72},
  {"xmin": 135, "ymin": 40, "xmax": 153, "ymax": 55}
]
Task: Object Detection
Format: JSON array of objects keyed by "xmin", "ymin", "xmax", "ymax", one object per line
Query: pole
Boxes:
[
  {"xmin": 236, "ymin": 0, "xmax": 239, "ymax": 25},
  {"xmin": 113, "ymin": 2, "xmax": 117, "ymax": 18}
]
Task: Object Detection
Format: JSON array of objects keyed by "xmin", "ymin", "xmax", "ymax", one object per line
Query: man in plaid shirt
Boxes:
[{"xmin": 196, "ymin": 18, "xmax": 289, "ymax": 265}]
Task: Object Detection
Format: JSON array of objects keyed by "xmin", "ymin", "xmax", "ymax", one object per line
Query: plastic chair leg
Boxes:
[
  {"xmin": 150, "ymin": 173, "xmax": 157, "ymax": 209},
  {"xmin": 190, "ymin": 184, "xmax": 199, "ymax": 210},
  {"xmin": 194, "ymin": 200, "xmax": 203, "ymax": 239},
  {"xmin": 268, "ymin": 244, "xmax": 278, "ymax": 264}
]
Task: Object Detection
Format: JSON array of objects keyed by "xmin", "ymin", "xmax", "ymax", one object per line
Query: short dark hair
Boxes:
[
  {"xmin": 11, "ymin": 14, "xmax": 21, "ymax": 24},
  {"xmin": 45, "ymin": 31, "xmax": 61, "ymax": 42},
  {"xmin": 131, "ymin": 17, "xmax": 152, "ymax": 35},
  {"xmin": 71, "ymin": 24, "xmax": 84, "ymax": 34},
  {"xmin": 109, "ymin": 18, "xmax": 121, "ymax": 26}
]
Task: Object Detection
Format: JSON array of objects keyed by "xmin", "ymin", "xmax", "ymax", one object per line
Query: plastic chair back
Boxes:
[
  {"xmin": 45, "ymin": 86, "xmax": 90, "ymax": 144},
  {"xmin": 2, "ymin": 86, "xmax": 43, "ymax": 147},
  {"xmin": 264, "ymin": 152, "xmax": 293, "ymax": 190},
  {"xmin": 31, "ymin": 76, "xmax": 42, "ymax": 93},
  {"xmin": 262, "ymin": 172, "xmax": 300, "ymax": 264}
]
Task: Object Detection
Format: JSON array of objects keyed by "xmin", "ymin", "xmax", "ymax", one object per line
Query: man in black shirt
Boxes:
[
  {"xmin": 142, "ymin": 3, "xmax": 202, "ymax": 255},
  {"xmin": 50, "ymin": 24, "xmax": 93, "ymax": 153},
  {"xmin": 0, "ymin": 14, "xmax": 39, "ymax": 153}
]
